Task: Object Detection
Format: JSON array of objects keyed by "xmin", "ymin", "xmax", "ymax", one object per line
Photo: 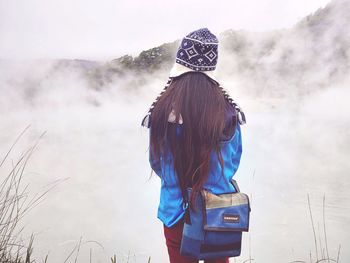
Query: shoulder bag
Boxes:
[{"xmin": 180, "ymin": 179, "xmax": 251, "ymax": 260}]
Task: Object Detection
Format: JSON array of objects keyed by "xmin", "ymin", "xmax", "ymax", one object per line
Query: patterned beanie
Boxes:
[
  {"xmin": 141, "ymin": 28, "xmax": 246, "ymax": 128},
  {"xmin": 169, "ymin": 28, "xmax": 219, "ymax": 83}
]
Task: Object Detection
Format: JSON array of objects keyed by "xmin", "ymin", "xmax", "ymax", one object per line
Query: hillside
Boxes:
[{"xmin": 87, "ymin": 0, "xmax": 350, "ymax": 97}]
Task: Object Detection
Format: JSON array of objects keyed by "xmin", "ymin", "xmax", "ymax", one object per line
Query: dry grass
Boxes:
[{"xmin": 0, "ymin": 125, "xmax": 60, "ymax": 263}]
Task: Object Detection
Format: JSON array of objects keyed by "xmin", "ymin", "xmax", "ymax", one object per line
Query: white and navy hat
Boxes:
[{"xmin": 169, "ymin": 28, "xmax": 219, "ymax": 83}]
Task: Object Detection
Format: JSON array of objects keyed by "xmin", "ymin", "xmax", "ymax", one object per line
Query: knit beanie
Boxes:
[{"xmin": 169, "ymin": 28, "xmax": 219, "ymax": 83}]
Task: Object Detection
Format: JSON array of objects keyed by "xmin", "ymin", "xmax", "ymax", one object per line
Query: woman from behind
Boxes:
[{"xmin": 141, "ymin": 28, "xmax": 246, "ymax": 263}]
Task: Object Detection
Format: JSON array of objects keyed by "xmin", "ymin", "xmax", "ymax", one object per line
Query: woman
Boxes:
[{"xmin": 141, "ymin": 28, "xmax": 246, "ymax": 263}]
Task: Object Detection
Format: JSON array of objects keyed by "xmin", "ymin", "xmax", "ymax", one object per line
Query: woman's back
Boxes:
[
  {"xmin": 149, "ymin": 99, "xmax": 243, "ymax": 227},
  {"xmin": 142, "ymin": 27, "xmax": 246, "ymax": 263}
]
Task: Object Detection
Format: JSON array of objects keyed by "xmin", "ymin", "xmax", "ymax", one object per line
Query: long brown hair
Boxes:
[{"xmin": 149, "ymin": 72, "xmax": 237, "ymax": 209}]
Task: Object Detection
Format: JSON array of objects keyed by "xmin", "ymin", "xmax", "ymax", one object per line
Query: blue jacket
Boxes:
[{"xmin": 149, "ymin": 115, "xmax": 243, "ymax": 228}]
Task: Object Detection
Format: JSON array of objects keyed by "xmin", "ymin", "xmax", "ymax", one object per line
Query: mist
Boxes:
[{"xmin": 1, "ymin": 0, "xmax": 349, "ymax": 262}]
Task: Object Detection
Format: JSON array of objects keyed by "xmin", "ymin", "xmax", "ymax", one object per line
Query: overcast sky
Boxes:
[{"xmin": 0, "ymin": 0, "xmax": 331, "ymax": 60}]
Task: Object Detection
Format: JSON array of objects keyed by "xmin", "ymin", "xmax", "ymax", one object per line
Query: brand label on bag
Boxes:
[{"xmin": 223, "ymin": 214, "xmax": 240, "ymax": 223}]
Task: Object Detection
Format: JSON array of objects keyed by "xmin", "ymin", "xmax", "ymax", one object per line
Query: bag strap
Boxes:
[
  {"xmin": 231, "ymin": 179, "xmax": 240, "ymax": 193},
  {"xmin": 183, "ymin": 188, "xmax": 191, "ymax": 225}
]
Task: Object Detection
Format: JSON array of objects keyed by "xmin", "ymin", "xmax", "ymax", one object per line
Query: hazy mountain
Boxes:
[
  {"xmin": 89, "ymin": 0, "xmax": 350, "ymax": 97},
  {"xmin": 1, "ymin": 0, "xmax": 348, "ymax": 98}
]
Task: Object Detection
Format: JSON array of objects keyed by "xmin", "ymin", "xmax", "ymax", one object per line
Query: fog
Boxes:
[
  {"xmin": 1, "ymin": 1, "xmax": 350, "ymax": 262},
  {"xmin": 0, "ymin": 0, "xmax": 330, "ymax": 59}
]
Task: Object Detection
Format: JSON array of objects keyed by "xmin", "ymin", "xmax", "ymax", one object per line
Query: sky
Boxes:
[{"xmin": 0, "ymin": 0, "xmax": 331, "ymax": 60}]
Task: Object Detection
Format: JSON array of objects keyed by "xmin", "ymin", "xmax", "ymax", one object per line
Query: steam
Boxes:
[{"xmin": 0, "ymin": 1, "xmax": 349, "ymax": 262}]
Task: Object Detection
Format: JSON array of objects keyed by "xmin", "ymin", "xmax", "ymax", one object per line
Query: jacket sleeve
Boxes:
[
  {"xmin": 230, "ymin": 123, "xmax": 243, "ymax": 179},
  {"xmin": 149, "ymin": 128, "xmax": 162, "ymax": 177}
]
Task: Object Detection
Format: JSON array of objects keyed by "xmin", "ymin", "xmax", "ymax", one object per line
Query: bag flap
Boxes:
[{"xmin": 201, "ymin": 190, "xmax": 250, "ymax": 232}]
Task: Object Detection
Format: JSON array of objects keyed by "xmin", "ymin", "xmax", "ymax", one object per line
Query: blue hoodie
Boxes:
[{"xmin": 148, "ymin": 107, "xmax": 243, "ymax": 228}]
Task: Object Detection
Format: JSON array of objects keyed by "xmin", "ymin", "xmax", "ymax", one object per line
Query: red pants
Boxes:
[{"xmin": 163, "ymin": 218, "xmax": 229, "ymax": 263}]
